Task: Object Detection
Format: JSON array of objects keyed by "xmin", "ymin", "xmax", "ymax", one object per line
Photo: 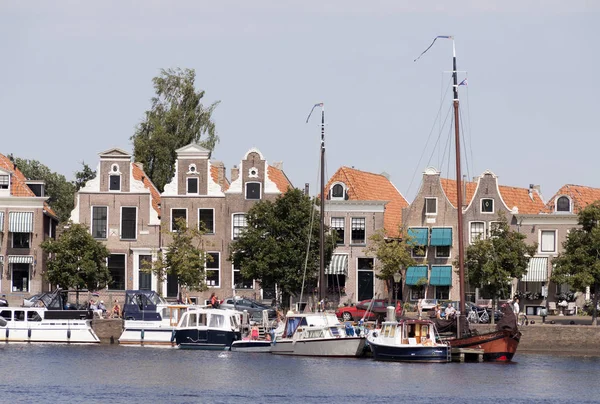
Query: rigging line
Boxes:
[
  {"xmin": 404, "ymin": 76, "xmax": 453, "ymax": 200},
  {"xmin": 459, "ymin": 107, "xmax": 472, "ymax": 184},
  {"xmin": 425, "ymin": 104, "xmax": 453, "ymax": 169},
  {"xmin": 462, "ymin": 76, "xmax": 475, "ymax": 182}
]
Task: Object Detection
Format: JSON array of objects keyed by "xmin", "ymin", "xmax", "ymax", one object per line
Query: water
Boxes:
[{"xmin": 0, "ymin": 344, "xmax": 597, "ymax": 404}]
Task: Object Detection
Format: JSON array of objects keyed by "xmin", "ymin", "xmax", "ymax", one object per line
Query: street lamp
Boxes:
[{"xmin": 393, "ymin": 272, "xmax": 402, "ymax": 311}]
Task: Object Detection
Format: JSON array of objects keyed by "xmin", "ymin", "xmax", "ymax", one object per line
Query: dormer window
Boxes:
[
  {"xmin": 481, "ymin": 198, "xmax": 494, "ymax": 214},
  {"xmin": 0, "ymin": 174, "xmax": 8, "ymax": 189},
  {"xmin": 330, "ymin": 183, "xmax": 347, "ymax": 200},
  {"xmin": 556, "ymin": 196, "xmax": 571, "ymax": 212},
  {"xmin": 246, "ymin": 182, "xmax": 261, "ymax": 200}
]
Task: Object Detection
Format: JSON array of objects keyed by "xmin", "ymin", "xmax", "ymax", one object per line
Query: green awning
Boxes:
[
  {"xmin": 325, "ymin": 254, "xmax": 348, "ymax": 276},
  {"xmin": 407, "ymin": 228, "xmax": 428, "ymax": 246},
  {"xmin": 521, "ymin": 257, "xmax": 548, "ymax": 282},
  {"xmin": 430, "ymin": 228, "xmax": 452, "ymax": 246},
  {"xmin": 405, "ymin": 266, "xmax": 428, "ymax": 285},
  {"xmin": 430, "ymin": 266, "xmax": 452, "ymax": 286}
]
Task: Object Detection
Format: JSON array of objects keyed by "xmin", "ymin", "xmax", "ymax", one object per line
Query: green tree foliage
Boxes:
[
  {"xmin": 74, "ymin": 162, "xmax": 96, "ymax": 191},
  {"xmin": 148, "ymin": 218, "xmax": 209, "ymax": 293},
  {"xmin": 230, "ymin": 188, "xmax": 336, "ymax": 302},
  {"xmin": 552, "ymin": 201, "xmax": 600, "ymax": 325},
  {"xmin": 41, "ymin": 222, "xmax": 111, "ymax": 291},
  {"xmin": 365, "ymin": 228, "xmax": 417, "ymax": 305},
  {"xmin": 463, "ymin": 213, "xmax": 537, "ymax": 319},
  {"xmin": 12, "ymin": 156, "xmax": 76, "ymax": 223},
  {"xmin": 131, "ymin": 68, "xmax": 220, "ymax": 192}
]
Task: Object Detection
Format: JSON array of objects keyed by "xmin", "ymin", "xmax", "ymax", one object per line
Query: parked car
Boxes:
[
  {"xmin": 220, "ymin": 297, "xmax": 277, "ymax": 320},
  {"xmin": 335, "ymin": 299, "xmax": 403, "ymax": 322}
]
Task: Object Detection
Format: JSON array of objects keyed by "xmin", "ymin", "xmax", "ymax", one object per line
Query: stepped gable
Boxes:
[
  {"xmin": 543, "ymin": 184, "xmax": 600, "ymax": 214},
  {"xmin": 267, "ymin": 164, "xmax": 293, "ymax": 193},
  {"xmin": 325, "ymin": 166, "xmax": 408, "ymax": 237},
  {"xmin": 131, "ymin": 162, "xmax": 161, "ymax": 217},
  {"xmin": 440, "ymin": 178, "xmax": 545, "ymax": 214}
]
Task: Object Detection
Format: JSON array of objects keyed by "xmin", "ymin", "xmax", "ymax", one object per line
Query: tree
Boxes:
[
  {"xmin": 131, "ymin": 68, "xmax": 220, "ymax": 192},
  {"xmin": 12, "ymin": 156, "xmax": 76, "ymax": 223},
  {"xmin": 148, "ymin": 218, "xmax": 209, "ymax": 293},
  {"xmin": 462, "ymin": 213, "xmax": 537, "ymax": 323},
  {"xmin": 41, "ymin": 222, "xmax": 111, "ymax": 300},
  {"xmin": 552, "ymin": 201, "xmax": 600, "ymax": 326},
  {"xmin": 230, "ymin": 188, "xmax": 336, "ymax": 305},
  {"xmin": 74, "ymin": 162, "xmax": 96, "ymax": 191},
  {"xmin": 365, "ymin": 228, "xmax": 417, "ymax": 306}
]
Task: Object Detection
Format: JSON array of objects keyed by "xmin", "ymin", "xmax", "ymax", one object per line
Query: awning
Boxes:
[
  {"xmin": 407, "ymin": 228, "xmax": 428, "ymax": 246},
  {"xmin": 325, "ymin": 254, "xmax": 348, "ymax": 276},
  {"xmin": 405, "ymin": 266, "xmax": 428, "ymax": 285},
  {"xmin": 0, "ymin": 211, "xmax": 4, "ymax": 232},
  {"xmin": 522, "ymin": 257, "xmax": 548, "ymax": 282},
  {"xmin": 430, "ymin": 266, "xmax": 452, "ymax": 286},
  {"xmin": 8, "ymin": 255, "xmax": 34, "ymax": 264},
  {"xmin": 430, "ymin": 228, "xmax": 452, "ymax": 246},
  {"xmin": 9, "ymin": 212, "xmax": 33, "ymax": 233}
]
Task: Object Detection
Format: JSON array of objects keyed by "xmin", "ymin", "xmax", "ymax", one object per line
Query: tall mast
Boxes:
[{"xmin": 319, "ymin": 105, "xmax": 326, "ymax": 307}]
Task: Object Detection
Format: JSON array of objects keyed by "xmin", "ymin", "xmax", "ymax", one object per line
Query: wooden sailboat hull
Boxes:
[{"xmin": 448, "ymin": 329, "xmax": 521, "ymax": 362}]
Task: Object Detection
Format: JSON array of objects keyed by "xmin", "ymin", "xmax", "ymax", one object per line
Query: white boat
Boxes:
[
  {"xmin": 174, "ymin": 306, "xmax": 242, "ymax": 350},
  {"xmin": 0, "ymin": 306, "xmax": 100, "ymax": 344},
  {"xmin": 367, "ymin": 317, "xmax": 450, "ymax": 363},
  {"xmin": 270, "ymin": 311, "xmax": 366, "ymax": 357},
  {"xmin": 230, "ymin": 309, "xmax": 277, "ymax": 353}
]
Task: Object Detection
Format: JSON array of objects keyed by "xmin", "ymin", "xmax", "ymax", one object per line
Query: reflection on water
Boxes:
[{"xmin": 0, "ymin": 344, "xmax": 598, "ymax": 404}]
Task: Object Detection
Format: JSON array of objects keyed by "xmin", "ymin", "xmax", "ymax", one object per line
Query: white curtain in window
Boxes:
[{"xmin": 541, "ymin": 231, "xmax": 556, "ymax": 252}]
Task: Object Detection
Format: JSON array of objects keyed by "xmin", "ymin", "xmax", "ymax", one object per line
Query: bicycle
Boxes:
[{"xmin": 467, "ymin": 307, "xmax": 489, "ymax": 324}]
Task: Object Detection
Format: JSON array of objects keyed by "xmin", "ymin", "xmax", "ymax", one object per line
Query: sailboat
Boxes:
[
  {"xmin": 270, "ymin": 103, "xmax": 367, "ymax": 357},
  {"xmin": 417, "ymin": 36, "xmax": 521, "ymax": 362}
]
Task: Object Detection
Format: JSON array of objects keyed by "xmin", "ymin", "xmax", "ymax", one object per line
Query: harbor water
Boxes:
[{"xmin": 0, "ymin": 344, "xmax": 598, "ymax": 404}]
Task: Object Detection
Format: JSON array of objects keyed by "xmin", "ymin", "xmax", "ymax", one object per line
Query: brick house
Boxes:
[
  {"xmin": 323, "ymin": 166, "xmax": 408, "ymax": 305},
  {"xmin": 0, "ymin": 153, "xmax": 59, "ymax": 305},
  {"xmin": 70, "ymin": 148, "xmax": 161, "ymax": 303}
]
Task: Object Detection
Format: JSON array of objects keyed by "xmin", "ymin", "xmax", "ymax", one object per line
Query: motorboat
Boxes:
[
  {"xmin": 270, "ymin": 311, "xmax": 366, "ymax": 357},
  {"xmin": 174, "ymin": 306, "xmax": 242, "ymax": 350},
  {"xmin": 230, "ymin": 309, "xmax": 281, "ymax": 353},
  {"xmin": 367, "ymin": 318, "xmax": 450, "ymax": 363}
]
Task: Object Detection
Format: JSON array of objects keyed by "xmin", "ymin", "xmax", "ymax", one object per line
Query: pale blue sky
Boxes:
[{"xmin": 1, "ymin": 1, "xmax": 598, "ymax": 202}]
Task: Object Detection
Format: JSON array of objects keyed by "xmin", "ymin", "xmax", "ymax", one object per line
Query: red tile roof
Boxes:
[
  {"xmin": 325, "ymin": 166, "xmax": 409, "ymax": 237},
  {"xmin": 267, "ymin": 165, "xmax": 293, "ymax": 193},
  {"xmin": 543, "ymin": 184, "xmax": 600, "ymax": 214},
  {"xmin": 132, "ymin": 163, "xmax": 161, "ymax": 217},
  {"xmin": 210, "ymin": 163, "xmax": 230, "ymax": 192},
  {"xmin": 440, "ymin": 178, "xmax": 545, "ymax": 214}
]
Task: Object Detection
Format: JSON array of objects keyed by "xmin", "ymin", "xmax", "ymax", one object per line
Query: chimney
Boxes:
[
  {"xmin": 380, "ymin": 172, "xmax": 390, "ymax": 180},
  {"xmin": 304, "ymin": 183, "xmax": 310, "ymax": 196},
  {"xmin": 212, "ymin": 161, "xmax": 226, "ymax": 187},
  {"xmin": 134, "ymin": 162, "xmax": 144, "ymax": 171},
  {"xmin": 231, "ymin": 165, "xmax": 239, "ymax": 182},
  {"xmin": 272, "ymin": 161, "xmax": 283, "ymax": 170}
]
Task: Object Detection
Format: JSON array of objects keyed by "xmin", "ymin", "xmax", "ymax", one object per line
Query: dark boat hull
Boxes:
[
  {"xmin": 175, "ymin": 329, "xmax": 241, "ymax": 350},
  {"xmin": 369, "ymin": 342, "xmax": 450, "ymax": 363},
  {"xmin": 448, "ymin": 329, "xmax": 521, "ymax": 362}
]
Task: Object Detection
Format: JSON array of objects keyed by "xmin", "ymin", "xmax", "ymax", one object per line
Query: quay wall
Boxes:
[
  {"xmin": 471, "ymin": 324, "xmax": 600, "ymax": 354},
  {"xmin": 92, "ymin": 319, "xmax": 123, "ymax": 344}
]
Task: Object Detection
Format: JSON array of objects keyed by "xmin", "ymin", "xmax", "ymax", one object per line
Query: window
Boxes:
[
  {"xmin": 351, "ymin": 217, "xmax": 366, "ymax": 244},
  {"xmin": 425, "ymin": 198, "xmax": 437, "ymax": 215},
  {"xmin": 0, "ymin": 175, "xmax": 8, "ymax": 189},
  {"xmin": 246, "ymin": 182, "xmax": 261, "ymax": 200},
  {"xmin": 412, "ymin": 246, "xmax": 427, "ymax": 258},
  {"xmin": 327, "ymin": 274, "xmax": 346, "ymax": 294},
  {"xmin": 556, "ymin": 196, "xmax": 571, "ymax": 212},
  {"xmin": 232, "ymin": 214, "xmax": 247, "ymax": 239},
  {"xmin": 171, "ymin": 209, "xmax": 187, "ymax": 232},
  {"xmin": 199, "ymin": 209, "xmax": 214, "ymax": 234},
  {"xmin": 233, "ymin": 265, "xmax": 253, "ymax": 289},
  {"xmin": 357, "ymin": 258, "xmax": 374, "ymax": 301},
  {"xmin": 470, "ymin": 222, "xmax": 485, "ymax": 243},
  {"xmin": 12, "ymin": 233, "xmax": 30, "ymax": 249},
  {"xmin": 331, "ymin": 217, "xmax": 345, "ymax": 245},
  {"xmin": 138, "ymin": 255, "xmax": 152, "ymax": 290},
  {"xmin": 92, "ymin": 206, "xmax": 107, "ymax": 239},
  {"xmin": 108, "ymin": 254, "xmax": 126, "ymax": 290},
  {"xmin": 187, "ymin": 178, "xmax": 198, "ymax": 194},
  {"xmin": 12, "ymin": 263, "xmax": 29, "ymax": 292},
  {"xmin": 488, "ymin": 221, "xmax": 502, "ymax": 238},
  {"xmin": 540, "ymin": 230, "xmax": 556, "ymax": 253},
  {"xmin": 435, "ymin": 246, "xmax": 450, "ymax": 258},
  {"xmin": 481, "ymin": 198, "xmax": 494, "ymax": 213},
  {"xmin": 410, "ymin": 286, "xmax": 425, "ymax": 301},
  {"xmin": 331, "ymin": 184, "xmax": 344, "ymax": 199},
  {"xmin": 205, "ymin": 252, "xmax": 220, "ymax": 287},
  {"xmin": 435, "ymin": 286, "xmax": 450, "ymax": 300},
  {"xmin": 109, "ymin": 175, "xmax": 120, "ymax": 191},
  {"xmin": 121, "ymin": 207, "xmax": 137, "ymax": 240}
]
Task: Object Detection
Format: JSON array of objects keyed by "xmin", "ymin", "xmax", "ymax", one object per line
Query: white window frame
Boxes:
[
  {"xmin": 109, "ymin": 164, "xmax": 122, "ymax": 192},
  {"xmin": 555, "ymin": 195, "xmax": 572, "ymax": 213},
  {"xmin": 330, "ymin": 183, "xmax": 346, "ymax": 200},
  {"xmin": 171, "ymin": 208, "xmax": 188, "ymax": 232},
  {"xmin": 469, "ymin": 221, "xmax": 485, "ymax": 244},
  {"xmin": 412, "ymin": 245, "xmax": 427, "ymax": 259},
  {"xmin": 232, "ymin": 213, "xmax": 247, "ymax": 240},
  {"xmin": 425, "ymin": 197, "xmax": 437, "ymax": 216},
  {"xmin": 11, "ymin": 263, "xmax": 30, "ymax": 292},
  {"xmin": 91, "ymin": 206, "xmax": 108, "ymax": 239},
  {"xmin": 133, "ymin": 251, "xmax": 156, "ymax": 291},
  {"xmin": 232, "ymin": 264, "xmax": 254, "ymax": 290},
  {"xmin": 245, "ymin": 182, "xmax": 262, "ymax": 200},
  {"xmin": 120, "ymin": 206, "xmax": 137, "ymax": 240},
  {"xmin": 435, "ymin": 245, "xmax": 451, "ymax": 259},
  {"xmin": 481, "ymin": 198, "xmax": 494, "ymax": 214},
  {"xmin": 350, "ymin": 217, "xmax": 366, "ymax": 245},
  {"xmin": 205, "ymin": 251, "xmax": 220, "ymax": 287},
  {"xmin": 540, "ymin": 230, "xmax": 557, "ymax": 253},
  {"xmin": 198, "ymin": 208, "xmax": 215, "ymax": 234},
  {"xmin": 187, "ymin": 177, "xmax": 199, "ymax": 195},
  {"xmin": 0, "ymin": 174, "xmax": 9, "ymax": 190},
  {"xmin": 488, "ymin": 221, "xmax": 501, "ymax": 238},
  {"xmin": 331, "ymin": 217, "xmax": 345, "ymax": 245}
]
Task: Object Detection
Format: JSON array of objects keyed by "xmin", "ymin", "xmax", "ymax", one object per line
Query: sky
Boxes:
[{"xmin": 1, "ymin": 1, "xmax": 598, "ymax": 203}]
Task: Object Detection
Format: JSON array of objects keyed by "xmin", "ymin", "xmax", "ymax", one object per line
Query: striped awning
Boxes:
[
  {"xmin": 407, "ymin": 228, "xmax": 428, "ymax": 246},
  {"xmin": 430, "ymin": 266, "xmax": 452, "ymax": 286},
  {"xmin": 9, "ymin": 212, "xmax": 33, "ymax": 233},
  {"xmin": 325, "ymin": 254, "xmax": 348, "ymax": 276},
  {"xmin": 522, "ymin": 257, "xmax": 548, "ymax": 282},
  {"xmin": 0, "ymin": 211, "xmax": 4, "ymax": 232},
  {"xmin": 8, "ymin": 255, "xmax": 34, "ymax": 264},
  {"xmin": 405, "ymin": 266, "xmax": 428, "ymax": 285},
  {"xmin": 430, "ymin": 228, "xmax": 452, "ymax": 246}
]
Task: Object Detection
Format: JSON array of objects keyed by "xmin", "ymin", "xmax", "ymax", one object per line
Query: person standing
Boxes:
[
  {"xmin": 513, "ymin": 298, "xmax": 520, "ymax": 319},
  {"xmin": 417, "ymin": 299, "xmax": 423, "ymax": 320}
]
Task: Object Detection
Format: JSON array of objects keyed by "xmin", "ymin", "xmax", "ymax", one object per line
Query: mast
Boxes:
[{"xmin": 319, "ymin": 105, "xmax": 326, "ymax": 308}]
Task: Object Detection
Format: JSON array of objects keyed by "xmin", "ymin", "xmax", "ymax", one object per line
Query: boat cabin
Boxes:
[{"xmin": 122, "ymin": 290, "xmax": 169, "ymax": 321}]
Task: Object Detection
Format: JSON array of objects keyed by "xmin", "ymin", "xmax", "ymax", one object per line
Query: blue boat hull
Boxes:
[
  {"xmin": 175, "ymin": 329, "xmax": 241, "ymax": 350},
  {"xmin": 369, "ymin": 343, "xmax": 450, "ymax": 363}
]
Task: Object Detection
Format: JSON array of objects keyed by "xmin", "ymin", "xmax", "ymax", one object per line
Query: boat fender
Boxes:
[
  {"xmin": 171, "ymin": 330, "xmax": 176, "ymax": 342},
  {"xmin": 372, "ymin": 332, "xmax": 378, "ymax": 338},
  {"xmin": 6, "ymin": 328, "xmax": 9, "ymax": 338},
  {"xmin": 28, "ymin": 329, "xmax": 32, "ymax": 339},
  {"xmin": 67, "ymin": 329, "xmax": 71, "ymax": 340},
  {"xmin": 141, "ymin": 329, "xmax": 145, "ymax": 340}
]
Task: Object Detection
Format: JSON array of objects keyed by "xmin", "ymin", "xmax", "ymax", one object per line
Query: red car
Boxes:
[{"xmin": 335, "ymin": 299, "xmax": 403, "ymax": 322}]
